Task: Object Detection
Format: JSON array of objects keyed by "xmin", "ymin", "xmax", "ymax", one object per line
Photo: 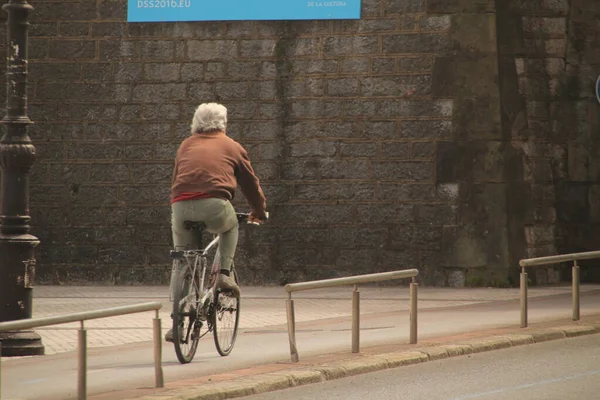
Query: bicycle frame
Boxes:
[
  {"xmin": 170, "ymin": 212, "xmax": 260, "ymax": 362},
  {"xmin": 174, "ymin": 233, "xmax": 222, "ymax": 322}
]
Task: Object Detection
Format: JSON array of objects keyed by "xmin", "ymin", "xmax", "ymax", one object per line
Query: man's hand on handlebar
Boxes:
[{"xmin": 248, "ymin": 211, "xmax": 269, "ymax": 225}]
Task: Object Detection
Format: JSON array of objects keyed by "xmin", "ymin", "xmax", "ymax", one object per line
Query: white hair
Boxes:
[{"xmin": 190, "ymin": 103, "xmax": 227, "ymax": 134}]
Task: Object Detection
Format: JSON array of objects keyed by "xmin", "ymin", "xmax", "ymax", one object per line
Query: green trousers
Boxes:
[{"xmin": 171, "ymin": 198, "xmax": 239, "ymax": 272}]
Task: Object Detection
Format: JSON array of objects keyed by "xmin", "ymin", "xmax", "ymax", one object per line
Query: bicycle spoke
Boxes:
[
  {"xmin": 172, "ymin": 272, "xmax": 201, "ymax": 364},
  {"xmin": 212, "ymin": 269, "xmax": 240, "ymax": 356}
]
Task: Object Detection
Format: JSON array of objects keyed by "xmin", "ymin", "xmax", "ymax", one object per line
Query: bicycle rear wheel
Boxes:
[
  {"xmin": 212, "ymin": 268, "xmax": 240, "ymax": 356},
  {"xmin": 172, "ymin": 266, "xmax": 200, "ymax": 364}
]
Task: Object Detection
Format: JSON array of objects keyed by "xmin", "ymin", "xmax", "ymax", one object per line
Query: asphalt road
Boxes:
[{"xmin": 242, "ymin": 334, "xmax": 600, "ymax": 400}]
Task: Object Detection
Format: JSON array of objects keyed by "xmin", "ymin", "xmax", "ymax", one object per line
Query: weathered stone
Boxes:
[
  {"xmin": 294, "ymin": 183, "xmax": 331, "ymax": 200},
  {"xmin": 82, "ymin": 63, "xmax": 113, "ymax": 81},
  {"xmin": 357, "ymin": 204, "xmax": 413, "ymax": 224},
  {"xmin": 372, "ymin": 161, "xmax": 433, "ymax": 181},
  {"xmin": 340, "ymin": 57, "xmax": 371, "ymax": 73},
  {"xmin": 378, "ymin": 100, "xmax": 453, "ymax": 117},
  {"xmin": 362, "ymin": 75, "xmax": 432, "ymax": 97},
  {"xmin": 421, "ymin": 16, "xmax": 452, "ymax": 32},
  {"xmin": 340, "ymin": 142, "xmax": 378, "ymax": 157},
  {"xmin": 99, "ymin": 40, "xmax": 136, "ymax": 61},
  {"xmin": 12, "ymin": 0, "xmax": 600, "ymax": 286},
  {"xmin": 143, "ymin": 63, "xmax": 180, "ymax": 81},
  {"xmin": 415, "ymin": 205, "xmax": 458, "ymax": 225},
  {"xmin": 433, "ymin": 56, "xmax": 499, "ymax": 98},
  {"xmin": 281, "ymin": 161, "xmax": 319, "ymax": 180},
  {"xmin": 327, "ymin": 78, "xmax": 361, "ymax": 97},
  {"xmin": 321, "ymin": 160, "xmax": 370, "ymax": 179},
  {"xmin": 330, "ymin": 183, "xmax": 377, "ymax": 200},
  {"xmin": 291, "ymin": 59, "xmax": 339, "ymax": 75},
  {"xmin": 188, "ymin": 40, "xmax": 236, "ymax": 60},
  {"xmin": 57, "ymin": 23, "xmax": 89, "ymax": 37},
  {"xmin": 380, "ymin": 142, "xmax": 410, "ymax": 158},
  {"xmin": 132, "ymin": 83, "xmax": 187, "ymax": 102},
  {"xmin": 344, "ymin": 100, "xmax": 378, "ymax": 117},
  {"xmin": 427, "ymin": 0, "xmax": 495, "ymax": 13},
  {"xmin": 290, "ymin": 140, "xmax": 336, "ymax": 157},
  {"xmin": 92, "ymin": 22, "xmax": 126, "ymax": 37},
  {"xmin": 383, "ymin": 34, "xmax": 451, "ymax": 54},
  {"xmin": 126, "ymin": 23, "xmax": 164, "ymax": 37},
  {"xmin": 98, "ymin": 0, "xmax": 127, "ymax": 19},
  {"xmin": 290, "ymin": 100, "xmax": 343, "ymax": 118},
  {"xmin": 34, "ymin": 1, "xmax": 98, "ymax": 20},
  {"xmin": 333, "ymin": 227, "xmax": 388, "ymax": 247},
  {"xmin": 336, "ymin": 249, "xmax": 379, "ymax": 267},
  {"xmin": 372, "ymin": 58, "xmax": 396, "ymax": 73},
  {"xmin": 385, "ymin": 0, "xmax": 426, "ymax": 13}
]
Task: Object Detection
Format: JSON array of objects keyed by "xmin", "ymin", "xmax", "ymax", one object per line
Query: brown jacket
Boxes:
[{"xmin": 171, "ymin": 131, "xmax": 267, "ymax": 218}]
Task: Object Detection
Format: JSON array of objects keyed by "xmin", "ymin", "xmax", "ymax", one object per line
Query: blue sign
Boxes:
[{"xmin": 127, "ymin": 0, "xmax": 361, "ymax": 22}]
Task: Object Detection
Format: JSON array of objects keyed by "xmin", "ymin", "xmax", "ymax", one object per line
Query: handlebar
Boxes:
[{"xmin": 236, "ymin": 212, "xmax": 269, "ymax": 225}]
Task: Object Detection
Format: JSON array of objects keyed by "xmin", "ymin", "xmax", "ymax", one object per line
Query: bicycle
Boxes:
[{"xmin": 168, "ymin": 212, "xmax": 264, "ymax": 364}]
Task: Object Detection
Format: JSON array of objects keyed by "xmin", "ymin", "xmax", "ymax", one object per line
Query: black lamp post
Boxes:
[{"xmin": 0, "ymin": 0, "xmax": 44, "ymax": 356}]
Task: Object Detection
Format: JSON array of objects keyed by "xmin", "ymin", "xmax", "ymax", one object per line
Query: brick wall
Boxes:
[{"xmin": 0, "ymin": 0, "xmax": 598, "ymax": 286}]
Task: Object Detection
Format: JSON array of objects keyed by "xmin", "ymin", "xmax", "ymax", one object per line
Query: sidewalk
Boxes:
[
  {"xmin": 1, "ymin": 284, "xmax": 600, "ymax": 400},
  {"xmin": 29, "ymin": 284, "xmax": 599, "ymax": 356}
]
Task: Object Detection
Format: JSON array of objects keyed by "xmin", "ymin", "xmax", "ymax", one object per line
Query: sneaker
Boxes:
[
  {"xmin": 165, "ymin": 325, "xmax": 184, "ymax": 343},
  {"xmin": 216, "ymin": 273, "xmax": 241, "ymax": 297},
  {"xmin": 165, "ymin": 328, "xmax": 175, "ymax": 343}
]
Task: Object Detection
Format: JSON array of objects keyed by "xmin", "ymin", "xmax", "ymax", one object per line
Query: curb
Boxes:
[{"xmin": 125, "ymin": 322, "xmax": 600, "ymax": 400}]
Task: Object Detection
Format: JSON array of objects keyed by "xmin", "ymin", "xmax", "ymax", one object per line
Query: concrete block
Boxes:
[
  {"xmin": 501, "ymin": 334, "xmax": 535, "ymax": 346},
  {"xmin": 338, "ymin": 357, "xmax": 389, "ymax": 376},
  {"xmin": 316, "ymin": 364, "xmax": 348, "ymax": 380},
  {"xmin": 379, "ymin": 351, "xmax": 429, "ymax": 368},
  {"xmin": 531, "ymin": 330, "xmax": 566, "ymax": 343},
  {"xmin": 245, "ymin": 373, "xmax": 294, "ymax": 394},
  {"xmin": 287, "ymin": 369, "xmax": 324, "ymax": 386},
  {"xmin": 554, "ymin": 325, "xmax": 597, "ymax": 338},
  {"xmin": 469, "ymin": 337, "xmax": 512, "ymax": 353},
  {"xmin": 202, "ymin": 380, "xmax": 257, "ymax": 399},
  {"xmin": 442, "ymin": 344, "xmax": 473, "ymax": 356},
  {"xmin": 420, "ymin": 346, "xmax": 450, "ymax": 361}
]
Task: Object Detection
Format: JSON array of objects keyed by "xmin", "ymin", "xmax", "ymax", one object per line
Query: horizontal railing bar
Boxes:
[
  {"xmin": 519, "ymin": 250, "xmax": 600, "ymax": 267},
  {"xmin": 285, "ymin": 269, "xmax": 418, "ymax": 293},
  {"xmin": 0, "ymin": 302, "xmax": 162, "ymax": 333}
]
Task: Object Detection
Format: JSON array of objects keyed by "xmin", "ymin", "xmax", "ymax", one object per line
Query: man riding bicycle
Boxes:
[{"xmin": 166, "ymin": 102, "xmax": 267, "ymax": 342}]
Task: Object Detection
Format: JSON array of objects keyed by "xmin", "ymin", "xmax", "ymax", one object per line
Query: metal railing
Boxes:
[
  {"xmin": 519, "ymin": 250, "xmax": 600, "ymax": 327},
  {"xmin": 0, "ymin": 302, "xmax": 164, "ymax": 400},
  {"xmin": 284, "ymin": 269, "xmax": 419, "ymax": 362}
]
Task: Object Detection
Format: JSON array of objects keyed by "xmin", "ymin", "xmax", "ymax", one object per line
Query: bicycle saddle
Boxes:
[{"xmin": 183, "ymin": 221, "xmax": 206, "ymax": 231}]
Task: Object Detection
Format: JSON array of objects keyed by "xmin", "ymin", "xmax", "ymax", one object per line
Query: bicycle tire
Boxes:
[
  {"xmin": 172, "ymin": 265, "xmax": 200, "ymax": 364},
  {"xmin": 212, "ymin": 267, "xmax": 240, "ymax": 356}
]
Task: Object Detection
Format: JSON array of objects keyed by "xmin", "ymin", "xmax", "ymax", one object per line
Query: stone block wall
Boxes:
[
  {"xmin": 0, "ymin": 0, "xmax": 598, "ymax": 286},
  {"xmin": 500, "ymin": 0, "xmax": 600, "ymax": 283},
  {"xmin": 6, "ymin": 0, "xmax": 458, "ymax": 285}
]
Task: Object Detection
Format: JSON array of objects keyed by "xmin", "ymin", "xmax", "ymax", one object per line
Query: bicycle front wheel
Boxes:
[
  {"xmin": 212, "ymin": 268, "xmax": 240, "ymax": 356},
  {"xmin": 172, "ymin": 267, "xmax": 200, "ymax": 364}
]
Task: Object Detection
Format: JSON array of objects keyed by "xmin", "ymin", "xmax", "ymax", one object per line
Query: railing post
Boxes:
[
  {"xmin": 573, "ymin": 261, "xmax": 580, "ymax": 321},
  {"xmin": 286, "ymin": 294, "xmax": 299, "ymax": 363},
  {"xmin": 78, "ymin": 321, "xmax": 87, "ymax": 400},
  {"xmin": 153, "ymin": 310, "xmax": 164, "ymax": 388},
  {"xmin": 351, "ymin": 284, "xmax": 360, "ymax": 353},
  {"xmin": 410, "ymin": 278, "xmax": 418, "ymax": 344},
  {"xmin": 520, "ymin": 268, "xmax": 528, "ymax": 328}
]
